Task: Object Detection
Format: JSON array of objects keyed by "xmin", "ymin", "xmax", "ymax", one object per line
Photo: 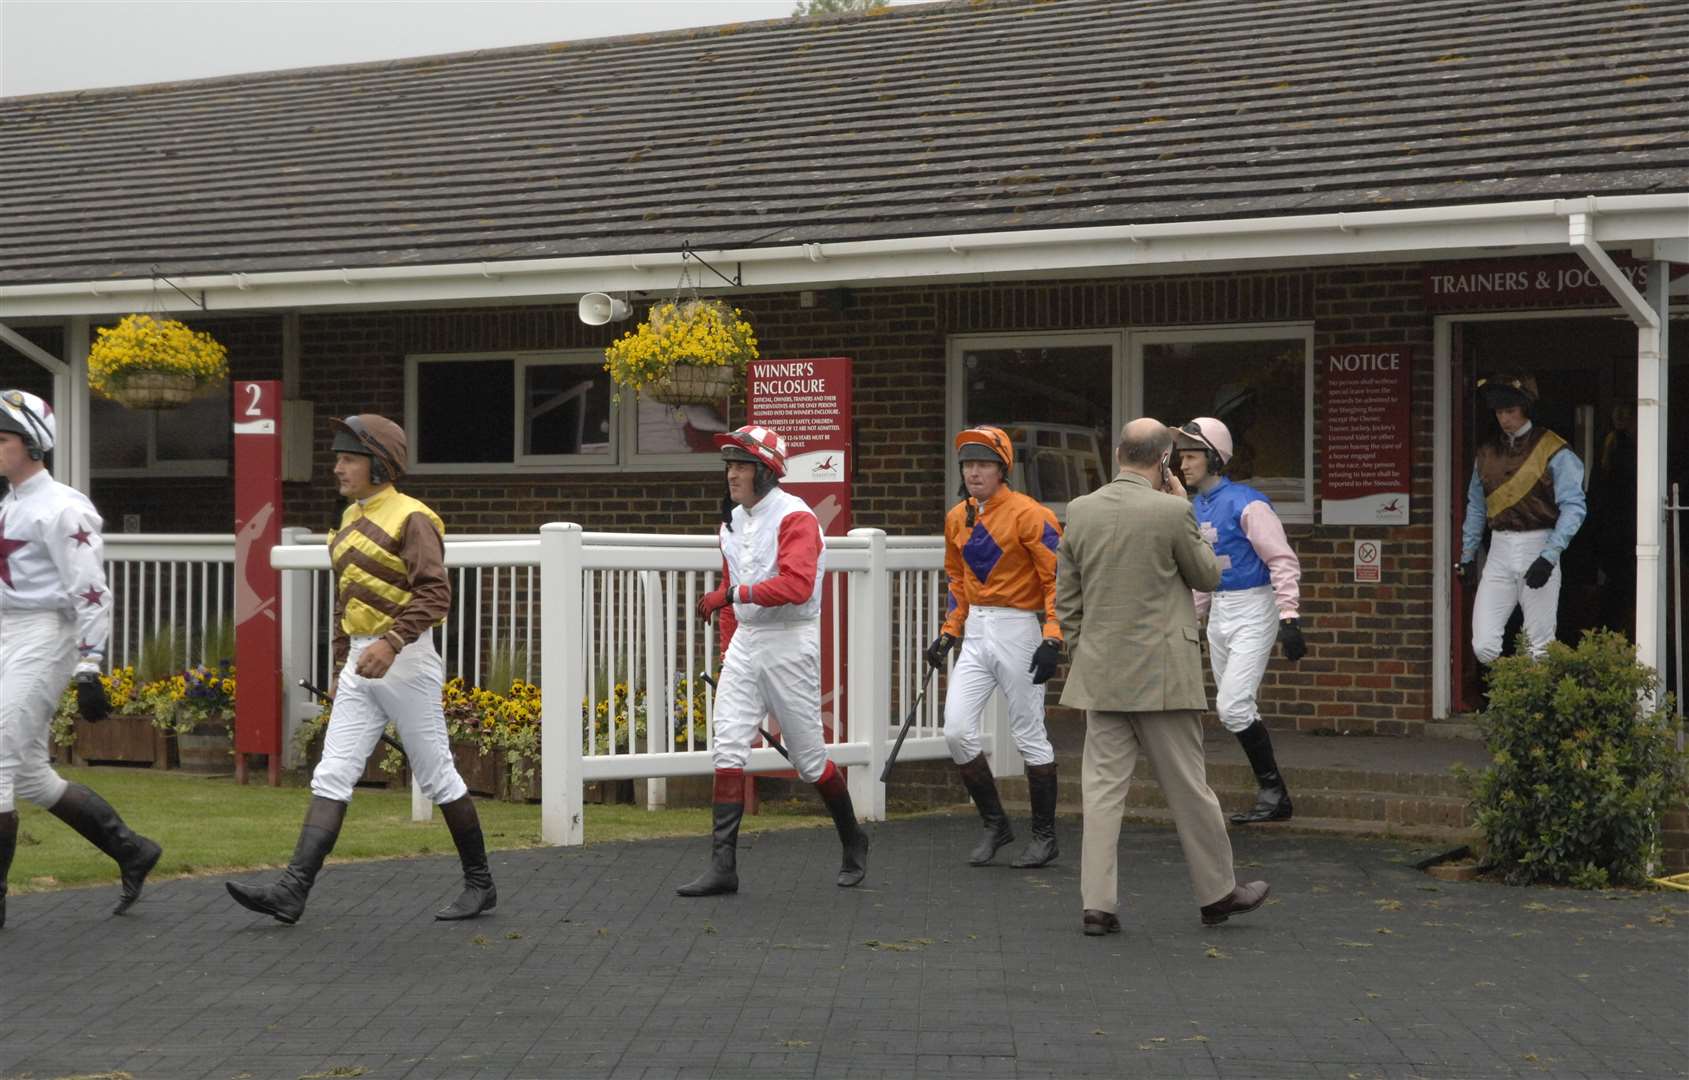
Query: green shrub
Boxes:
[
  {"xmin": 136, "ymin": 624, "xmax": 185, "ymax": 684},
  {"xmin": 1468, "ymin": 629, "xmax": 1688, "ymax": 888}
]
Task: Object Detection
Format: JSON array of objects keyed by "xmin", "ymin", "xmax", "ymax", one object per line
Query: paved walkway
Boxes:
[{"xmin": 2, "ymin": 816, "xmax": 1684, "ymax": 1080}]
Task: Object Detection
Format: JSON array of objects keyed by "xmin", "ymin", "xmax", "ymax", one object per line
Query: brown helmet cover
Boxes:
[{"xmin": 330, "ymin": 413, "xmax": 407, "ymax": 482}]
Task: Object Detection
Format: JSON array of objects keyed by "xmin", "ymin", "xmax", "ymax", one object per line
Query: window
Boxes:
[
  {"xmin": 1135, "ymin": 325, "xmax": 1314, "ymax": 518},
  {"xmin": 90, "ymin": 391, "xmax": 230, "ymax": 476},
  {"xmin": 948, "ymin": 334, "xmax": 1118, "ymax": 517},
  {"xmin": 405, "ymin": 351, "xmax": 728, "ymax": 472}
]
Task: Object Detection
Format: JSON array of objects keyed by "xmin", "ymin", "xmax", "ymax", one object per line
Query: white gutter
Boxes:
[
  {"xmin": 3, "ymin": 194, "xmax": 1685, "ymax": 318},
  {"xmin": 1568, "ymin": 211, "xmax": 1672, "ymax": 679}
]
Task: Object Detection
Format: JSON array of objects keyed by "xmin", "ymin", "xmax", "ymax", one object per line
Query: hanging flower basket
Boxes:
[
  {"xmin": 646, "ymin": 362, "xmax": 740, "ymax": 406},
  {"xmin": 107, "ymin": 370, "xmax": 198, "ymax": 410},
  {"xmin": 88, "ymin": 314, "xmax": 229, "ymax": 411},
  {"xmin": 603, "ymin": 299, "xmax": 756, "ymax": 404}
]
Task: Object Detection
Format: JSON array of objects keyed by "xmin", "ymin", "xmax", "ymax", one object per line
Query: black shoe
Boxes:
[
  {"xmin": 225, "ymin": 796, "xmax": 345, "ymax": 925},
  {"xmin": 816, "ymin": 771, "xmax": 869, "ymax": 888},
  {"xmin": 1230, "ymin": 722, "xmax": 1293, "ymax": 824},
  {"xmin": 1082, "ymin": 909, "xmax": 1121, "ymax": 936},
  {"xmin": 957, "ymin": 754, "xmax": 1014, "ymax": 866},
  {"xmin": 0, "ymin": 810, "xmax": 16, "ymax": 930},
  {"xmin": 677, "ymin": 801, "xmax": 743, "ymax": 897},
  {"xmin": 436, "ymin": 795, "xmax": 497, "ymax": 920},
  {"xmin": 1010, "ymin": 763, "xmax": 1059, "ymax": 868},
  {"xmin": 47, "ymin": 783, "xmax": 163, "ymax": 915},
  {"xmin": 1200, "ymin": 881, "xmax": 1270, "ymax": 926}
]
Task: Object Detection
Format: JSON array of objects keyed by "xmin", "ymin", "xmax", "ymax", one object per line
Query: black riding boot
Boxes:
[
  {"xmin": 436, "ymin": 795, "xmax": 497, "ymax": 920},
  {"xmin": 957, "ymin": 754, "xmax": 1015, "ymax": 865},
  {"xmin": 677, "ymin": 800, "xmax": 744, "ymax": 897},
  {"xmin": 815, "ymin": 764, "xmax": 868, "ymax": 888},
  {"xmin": 48, "ymin": 783, "xmax": 163, "ymax": 915},
  {"xmin": 0, "ymin": 810, "xmax": 17, "ymax": 929},
  {"xmin": 225, "ymin": 796, "xmax": 345, "ymax": 924},
  {"xmin": 1231, "ymin": 722, "xmax": 1293, "ymax": 823},
  {"xmin": 1009, "ymin": 763, "xmax": 1059, "ymax": 868}
]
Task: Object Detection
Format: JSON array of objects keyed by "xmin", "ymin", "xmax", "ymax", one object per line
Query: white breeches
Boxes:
[
  {"xmin": 711, "ymin": 622, "xmax": 830, "ymax": 783},
  {"xmin": 1206, "ymin": 586, "xmax": 1278, "ymax": 734},
  {"xmin": 0, "ymin": 610, "xmax": 78, "ymax": 813},
  {"xmin": 1472, "ymin": 529, "xmax": 1560, "ymax": 664},
  {"xmin": 942, "ymin": 606, "xmax": 1055, "ymax": 766},
  {"xmin": 312, "ymin": 634, "xmax": 467, "ymax": 805}
]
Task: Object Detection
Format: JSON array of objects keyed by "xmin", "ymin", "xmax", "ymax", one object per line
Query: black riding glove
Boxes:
[
  {"xmin": 1277, "ymin": 619, "xmax": 1307, "ymax": 663},
  {"xmin": 1029, "ymin": 638, "xmax": 1063, "ymax": 685},
  {"xmin": 73, "ymin": 670, "xmax": 111, "ymax": 722},
  {"xmin": 1456, "ymin": 559, "xmax": 1476, "ymax": 583},
  {"xmin": 1523, "ymin": 556, "xmax": 1555, "ymax": 589},
  {"xmin": 924, "ymin": 632, "xmax": 957, "ymax": 671}
]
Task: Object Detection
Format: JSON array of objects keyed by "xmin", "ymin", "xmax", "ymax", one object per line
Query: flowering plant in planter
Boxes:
[
  {"xmin": 88, "ymin": 314, "xmax": 229, "ymax": 409},
  {"xmin": 140, "ymin": 661, "xmax": 236, "ymax": 735},
  {"xmin": 51, "ymin": 666, "xmax": 137, "ymax": 747},
  {"xmin": 602, "ymin": 299, "xmax": 757, "ymax": 405}
]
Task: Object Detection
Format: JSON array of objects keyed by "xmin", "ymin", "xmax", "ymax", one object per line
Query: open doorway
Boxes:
[{"xmin": 1450, "ymin": 315, "xmax": 1687, "ymax": 713}]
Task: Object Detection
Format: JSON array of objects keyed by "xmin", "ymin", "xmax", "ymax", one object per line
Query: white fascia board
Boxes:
[{"xmin": 2, "ymin": 194, "xmax": 1684, "ymax": 319}]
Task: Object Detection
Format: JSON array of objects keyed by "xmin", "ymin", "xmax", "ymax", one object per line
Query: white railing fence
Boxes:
[
  {"xmin": 102, "ymin": 534, "xmax": 237, "ymax": 673},
  {"xmin": 272, "ymin": 523, "xmax": 1015, "ymax": 845}
]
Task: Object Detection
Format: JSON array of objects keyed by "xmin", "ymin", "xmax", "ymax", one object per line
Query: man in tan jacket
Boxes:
[{"xmin": 1056, "ymin": 418, "xmax": 1269, "ymax": 936}]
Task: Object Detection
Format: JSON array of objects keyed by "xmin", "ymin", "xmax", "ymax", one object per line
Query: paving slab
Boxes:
[{"xmin": 2, "ymin": 816, "xmax": 1684, "ymax": 1080}]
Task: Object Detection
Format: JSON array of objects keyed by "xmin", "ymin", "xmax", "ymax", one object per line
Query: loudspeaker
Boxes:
[{"xmin": 578, "ymin": 293, "xmax": 632, "ymax": 326}]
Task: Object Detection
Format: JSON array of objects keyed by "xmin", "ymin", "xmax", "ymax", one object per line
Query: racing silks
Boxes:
[
  {"xmin": 942, "ymin": 489, "xmax": 1062, "ymax": 640},
  {"xmin": 329, "ymin": 487, "xmax": 450, "ymax": 666}
]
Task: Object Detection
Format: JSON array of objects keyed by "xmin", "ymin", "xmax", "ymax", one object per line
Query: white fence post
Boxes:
[
  {"xmin": 643, "ymin": 569, "xmax": 667, "ymax": 811},
  {"xmin": 541, "ymin": 523, "xmax": 585, "ymax": 846},
  {"xmin": 847, "ymin": 527, "xmax": 889, "ymax": 820},
  {"xmin": 276, "ymin": 526, "xmax": 315, "ymax": 769}
]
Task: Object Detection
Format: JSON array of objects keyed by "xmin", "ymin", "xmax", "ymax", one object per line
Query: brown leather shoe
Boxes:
[
  {"xmin": 1200, "ymin": 880, "xmax": 1270, "ymax": 926},
  {"xmin": 1082, "ymin": 909, "xmax": 1121, "ymax": 936}
]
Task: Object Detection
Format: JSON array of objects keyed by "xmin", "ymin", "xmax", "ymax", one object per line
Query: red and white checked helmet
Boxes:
[{"xmin": 713, "ymin": 424, "xmax": 788, "ymax": 477}]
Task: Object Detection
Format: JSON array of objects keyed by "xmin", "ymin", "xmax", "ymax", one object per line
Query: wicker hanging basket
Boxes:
[
  {"xmin": 107, "ymin": 371, "xmax": 198, "ymax": 410},
  {"xmin": 644, "ymin": 362, "xmax": 738, "ymax": 407}
]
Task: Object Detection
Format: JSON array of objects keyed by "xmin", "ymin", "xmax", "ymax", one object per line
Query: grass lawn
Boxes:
[{"xmin": 7, "ymin": 766, "xmax": 854, "ymax": 895}]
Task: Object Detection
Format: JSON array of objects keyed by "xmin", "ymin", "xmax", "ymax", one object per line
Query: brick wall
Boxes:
[{"xmin": 6, "ymin": 266, "xmax": 1441, "ymax": 733}]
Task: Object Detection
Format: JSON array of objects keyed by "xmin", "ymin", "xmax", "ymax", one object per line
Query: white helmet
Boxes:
[
  {"xmin": 0, "ymin": 389, "xmax": 55, "ymax": 460},
  {"xmin": 1172, "ymin": 416, "xmax": 1232, "ymax": 468}
]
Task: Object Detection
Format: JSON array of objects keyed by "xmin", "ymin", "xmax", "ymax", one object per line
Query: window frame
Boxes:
[
  {"xmin": 89, "ymin": 393, "xmax": 230, "ymax": 479},
  {"xmin": 403, "ymin": 350, "xmax": 725, "ymax": 475},
  {"xmin": 1129, "ymin": 322, "xmax": 1316, "ymax": 523},
  {"xmin": 945, "ymin": 331, "xmax": 1126, "ymax": 518}
]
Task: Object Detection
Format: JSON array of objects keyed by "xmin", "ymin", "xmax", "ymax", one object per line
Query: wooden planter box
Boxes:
[
  {"xmin": 176, "ymin": 722, "xmax": 233, "ymax": 773},
  {"xmin": 450, "ymin": 742, "xmax": 504, "ymax": 799},
  {"xmin": 71, "ymin": 714, "xmax": 170, "ymax": 769},
  {"xmin": 500, "ymin": 758, "xmax": 632, "ymax": 806},
  {"xmin": 303, "ymin": 730, "xmax": 408, "ymax": 789}
]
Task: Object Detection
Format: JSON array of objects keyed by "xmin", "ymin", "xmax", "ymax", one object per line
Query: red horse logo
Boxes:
[
  {"xmin": 814, "ymin": 455, "xmax": 838, "ymax": 476},
  {"xmin": 1380, "ymin": 498, "xmax": 1402, "ymax": 514}
]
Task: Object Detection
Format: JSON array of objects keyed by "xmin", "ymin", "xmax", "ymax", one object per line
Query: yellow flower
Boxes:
[
  {"xmin": 603, "ymin": 299, "xmax": 758, "ymax": 392},
  {"xmin": 87, "ymin": 314, "xmax": 229, "ymax": 398}
]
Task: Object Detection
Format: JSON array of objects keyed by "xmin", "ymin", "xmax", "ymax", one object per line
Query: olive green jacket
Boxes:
[{"xmin": 1056, "ymin": 472, "xmax": 1221, "ymax": 712}]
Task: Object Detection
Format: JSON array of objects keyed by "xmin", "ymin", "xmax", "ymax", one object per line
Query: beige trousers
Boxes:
[{"xmin": 1080, "ymin": 708, "xmax": 1236, "ymax": 913}]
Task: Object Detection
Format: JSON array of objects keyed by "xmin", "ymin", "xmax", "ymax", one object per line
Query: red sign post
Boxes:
[
  {"xmin": 746, "ymin": 357, "xmax": 854, "ymax": 762},
  {"xmin": 232, "ymin": 380, "xmax": 283, "ymax": 785},
  {"xmin": 1320, "ymin": 346, "xmax": 1412, "ymax": 526}
]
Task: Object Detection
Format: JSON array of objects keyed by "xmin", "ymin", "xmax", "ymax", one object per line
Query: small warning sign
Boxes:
[{"xmin": 1354, "ymin": 540, "xmax": 1382, "ymax": 583}]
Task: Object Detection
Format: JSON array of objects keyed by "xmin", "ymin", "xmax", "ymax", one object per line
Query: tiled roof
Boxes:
[{"xmin": 1, "ymin": 0, "xmax": 1685, "ymax": 285}]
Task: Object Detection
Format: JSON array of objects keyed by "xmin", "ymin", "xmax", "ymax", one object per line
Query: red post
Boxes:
[{"xmin": 232, "ymin": 380, "xmax": 284, "ymax": 784}]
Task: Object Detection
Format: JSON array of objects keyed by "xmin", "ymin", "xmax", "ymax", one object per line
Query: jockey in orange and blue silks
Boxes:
[{"xmin": 924, "ymin": 425, "xmax": 1063, "ymax": 870}]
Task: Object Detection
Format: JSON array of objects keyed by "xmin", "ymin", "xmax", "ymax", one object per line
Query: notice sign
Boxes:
[
  {"xmin": 1321, "ymin": 346, "xmax": 1411, "ymax": 526},
  {"xmin": 747, "ymin": 358, "xmax": 853, "ymax": 748},
  {"xmin": 746, "ymin": 357, "xmax": 853, "ymax": 534},
  {"xmin": 1354, "ymin": 540, "xmax": 1383, "ymax": 583}
]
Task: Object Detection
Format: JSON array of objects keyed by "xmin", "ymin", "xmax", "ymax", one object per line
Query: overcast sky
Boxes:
[{"xmin": 0, "ymin": 0, "xmax": 868, "ymax": 97}]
